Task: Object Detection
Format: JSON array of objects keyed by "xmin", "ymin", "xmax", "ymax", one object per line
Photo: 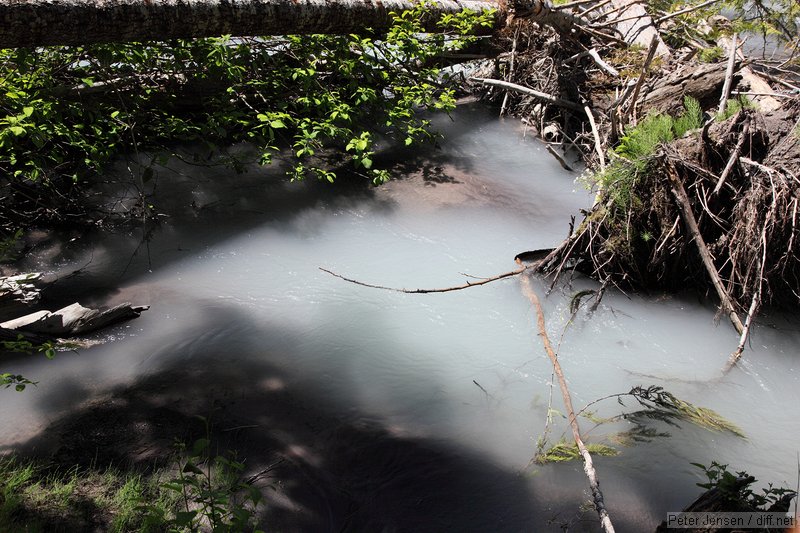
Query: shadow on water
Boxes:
[{"xmin": 11, "ymin": 305, "xmax": 550, "ymax": 532}]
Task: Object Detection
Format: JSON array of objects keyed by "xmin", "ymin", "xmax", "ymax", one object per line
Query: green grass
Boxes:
[{"xmin": 0, "ymin": 457, "xmax": 175, "ymax": 532}]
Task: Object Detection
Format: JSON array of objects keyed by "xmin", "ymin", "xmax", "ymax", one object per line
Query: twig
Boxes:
[
  {"xmin": 724, "ymin": 171, "xmax": 775, "ymax": 372},
  {"xmin": 653, "ymin": 216, "xmax": 680, "ymax": 257},
  {"xmin": 588, "ymin": 49, "xmax": 620, "ymax": 77},
  {"xmin": 712, "ymin": 122, "xmax": 749, "ymax": 196},
  {"xmin": 579, "ymin": 0, "xmax": 615, "ymax": 18},
  {"xmin": 319, "ymin": 265, "xmax": 527, "ymax": 293},
  {"xmin": 731, "ymin": 91, "xmax": 796, "ymax": 99},
  {"xmin": 718, "ymin": 33, "xmax": 739, "ymax": 116},
  {"xmin": 470, "ymin": 77, "xmax": 583, "ymax": 112},
  {"xmin": 555, "ymin": 0, "xmax": 602, "ymax": 10},
  {"xmin": 621, "ymin": 35, "xmax": 660, "ymax": 128},
  {"xmin": 500, "ymin": 27, "xmax": 520, "ymax": 117},
  {"xmin": 654, "ymin": 0, "xmax": 720, "ymax": 24},
  {"xmin": 739, "ymin": 157, "xmax": 780, "ymax": 175},
  {"xmin": 584, "ymin": 105, "xmax": 606, "ymax": 173},
  {"xmin": 546, "ymin": 144, "xmax": 574, "ymax": 171},
  {"xmin": 520, "ymin": 274, "xmax": 616, "ymax": 533},
  {"xmin": 756, "ymin": 70, "xmax": 800, "ymax": 92},
  {"xmin": 723, "ymin": 287, "xmax": 760, "ymax": 373}
]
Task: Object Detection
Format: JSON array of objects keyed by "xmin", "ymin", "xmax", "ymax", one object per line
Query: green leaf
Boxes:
[
  {"xmin": 270, "ymin": 119, "xmax": 286, "ymax": 129},
  {"xmin": 9, "ymin": 126, "xmax": 25, "ymax": 136},
  {"xmin": 192, "ymin": 437, "xmax": 210, "ymax": 456},
  {"xmin": 22, "ymin": 106, "xmax": 34, "ymax": 117}
]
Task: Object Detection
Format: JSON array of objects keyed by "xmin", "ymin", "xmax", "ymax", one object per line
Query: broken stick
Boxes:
[{"xmin": 520, "ymin": 274, "xmax": 616, "ymax": 533}]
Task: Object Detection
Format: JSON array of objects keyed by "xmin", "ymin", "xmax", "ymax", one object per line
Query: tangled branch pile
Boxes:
[{"xmin": 471, "ymin": 0, "xmax": 800, "ymax": 316}]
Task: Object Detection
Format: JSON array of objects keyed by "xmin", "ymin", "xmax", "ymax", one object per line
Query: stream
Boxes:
[{"xmin": 2, "ymin": 104, "xmax": 798, "ymax": 532}]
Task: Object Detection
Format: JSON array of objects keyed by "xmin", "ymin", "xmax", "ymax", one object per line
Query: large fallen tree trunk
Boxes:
[{"xmin": 0, "ymin": 0, "xmax": 573, "ymax": 48}]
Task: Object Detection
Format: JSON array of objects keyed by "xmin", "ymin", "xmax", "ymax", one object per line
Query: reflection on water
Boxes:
[{"xmin": 3, "ymin": 105, "xmax": 799, "ymax": 531}]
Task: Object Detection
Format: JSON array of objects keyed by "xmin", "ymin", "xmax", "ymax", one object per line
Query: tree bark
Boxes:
[{"xmin": 0, "ymin": 0, "xmax": 540, "ymax": 48}]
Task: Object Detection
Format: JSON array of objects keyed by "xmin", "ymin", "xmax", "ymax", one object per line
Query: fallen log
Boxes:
[
  {"xmin": 1, "ymin": 302, "xmax": 149, "ymax": 337},
  {"xmin": 642, "ymin": 61, "xmax": 738, "ymax": 115},
  {"xmin": 0, "ymin": 273, "xmax": 43, "ymax": 322},
  {"xmin": 0, "ymin": 326, "xmax": 50, "ymax": 346}
]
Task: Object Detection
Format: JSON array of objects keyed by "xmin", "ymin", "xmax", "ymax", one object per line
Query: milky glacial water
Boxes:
[{"xmin": 2, "ymin": 105, "xmax": 798, "ymax": 532}]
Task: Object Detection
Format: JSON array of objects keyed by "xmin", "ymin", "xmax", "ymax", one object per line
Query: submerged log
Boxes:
[{"xmin": 1, "ymin": 302, "xmax": 149, "ymax": 337}]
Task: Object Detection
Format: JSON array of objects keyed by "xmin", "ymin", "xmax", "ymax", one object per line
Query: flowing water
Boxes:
[{"xmin": 2, "ymin": 105, "xmax": 798, "ymax": 531}]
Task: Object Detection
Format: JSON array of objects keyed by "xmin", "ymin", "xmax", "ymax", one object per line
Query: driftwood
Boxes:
[
  {"xmin": 1, "ymin": 302, "xmax": 149, "ymax": 337},
  {"xmin": 0, "ymin": 273, "xmax": 42, "ymax": 321},
  {"xmin": 469, "ymin": 77, "xmax": 584, "ymax": 112},
  {"xmin": 642, "ymin": 61, "xmax": 736, "ymax": 114}
]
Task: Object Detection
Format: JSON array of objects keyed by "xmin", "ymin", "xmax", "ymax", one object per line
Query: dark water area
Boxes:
[{"xmin": 2, "ymin": 104, "xmax": 798, "ymax": 531}]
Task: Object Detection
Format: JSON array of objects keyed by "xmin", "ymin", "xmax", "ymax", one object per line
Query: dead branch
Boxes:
[
  {"xmin": 520, "ymin": 274, "xmax": 616, "ymax": 533},
  {"xmin": 718, "ymin": 34, "xmax": 739, "ymax": 116},
  {"xmin": 654, "ymin": 0, "xmax": 720, "ymax": 24},
  {"xmin": 470, "ymin": 77, "xmax": 584, "ymax": 112},
  {"xmin": 667, "ymin": 163, "xmax": 744, "ymax": 335},
  {"xmin": 500, "ymin": 26, "xmax": 521, "ymax": 117},
  {"xmin": 588, "ymin": 49, "xmax": 620, "ymax": 77},
  {"xmin": 319, "ymin": 265, "xmax": 528, "ymax": 294},
  {"xmin": 584, "ymin": 105, "xmax": 606, "ymax": 172},
  {"xmin": 546, "ymin": 144, "xmax": 575, "ymax": 171},
  {"xmin": 621, "ymin": 35, "xmax": 660, "ymax": 127},
  {"xmin": 712, "ymin": 122, "xmax": 749, "ymax": 196}
]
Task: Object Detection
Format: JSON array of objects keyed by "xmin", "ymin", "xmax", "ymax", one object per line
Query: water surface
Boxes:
[{"xmin": 3, "ymin": 105, "xmax": 798, "ymax": 532}]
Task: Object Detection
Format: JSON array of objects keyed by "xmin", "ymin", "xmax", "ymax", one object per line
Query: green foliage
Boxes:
[
  {"xmin": 617, "ymin": 385, "xmax": 746, "ymax": 437},
  {"xmin": 0, "ymin": 457, "xmax": 166, "ymax": 532},
  {"xmin": 535, "ymin": 439, "xmax": 618, "ymax": 464},
  {"xmin": 598, "ymin": 96, "xmax": 703, "ymax": 214},
  {"xmin": 142, "ymin": 420, "xmax": 264, "ymax": 532},
  {"xmin": 697, "ymin": 45, "xmax": 723, "ymax": 63},
  {"xmin": 0, "ymin": 431, "xmax": 265, "ymax": 532},
  {"xmin": 1, "ymin": 335, "xmax": 60, "ymax": 391},
  {"xmin": 0, "ymin": 372, "xmax": 36, "ymax": 392},
  {"xmin": 0, "ymin": 229, "xmax": 23, "ymax": 262},
  {"xmin": 716, "ymin": 95, "xmax": 755, "ymax": 121},
  {"xmin": 692, "ymin": 461, "xmax": 797, "ymax": 510},
  {"xmin": 533, "ymin": 386, "xmax": 746, "ymax": 467},
  {"xmin": 0, "ymin": 2, "xmax": 495, "ymax": 221}
]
